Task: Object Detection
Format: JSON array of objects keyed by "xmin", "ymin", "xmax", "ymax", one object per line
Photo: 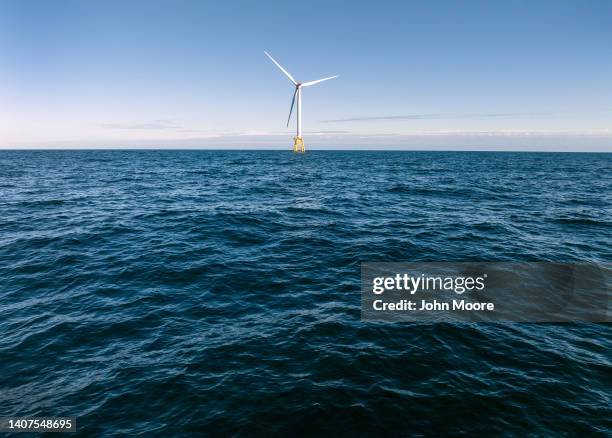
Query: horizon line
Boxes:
[{"xmin": 0, "ymin": 148, "xmax": 610, "ymax": 153}]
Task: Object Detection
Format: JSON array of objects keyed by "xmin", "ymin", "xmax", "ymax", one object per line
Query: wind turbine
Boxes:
[{"xmin": 264, "ymin": 51, "xmax": 338, "ymax": 153}]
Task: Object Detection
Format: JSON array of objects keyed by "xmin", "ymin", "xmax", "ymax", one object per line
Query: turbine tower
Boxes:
[{"xmin": 264, "ymin": 51, "xmax": 338, "ymax": 153}]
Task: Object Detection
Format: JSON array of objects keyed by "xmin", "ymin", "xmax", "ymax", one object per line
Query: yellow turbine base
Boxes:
[{"xmin": 293, "ymin": 136, "xmax": 305, "ymax": 153}]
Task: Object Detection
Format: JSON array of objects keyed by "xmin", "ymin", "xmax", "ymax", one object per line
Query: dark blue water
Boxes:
[{"xmin": 1, "ymin": 150, "xmax": 610, "ymax": 436}]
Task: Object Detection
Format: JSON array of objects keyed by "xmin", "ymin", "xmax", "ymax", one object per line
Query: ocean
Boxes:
[{"xmin": 0, "ymin": 150, "xmax": 610, "ymax": 435}]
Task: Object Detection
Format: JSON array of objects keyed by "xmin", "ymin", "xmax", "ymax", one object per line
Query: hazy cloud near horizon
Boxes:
[{"xmin": 3, "ymin": 132, "xmax": 610, "ymax": 152}]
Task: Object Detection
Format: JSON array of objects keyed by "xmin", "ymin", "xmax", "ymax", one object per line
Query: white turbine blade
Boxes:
[
  {"xmin": 264, "ymin": 51, "xmax": 297, "ymax": 85},
  {"xmin": 301, "ymin": 75, "xmax": 339, "ymax": 87}
]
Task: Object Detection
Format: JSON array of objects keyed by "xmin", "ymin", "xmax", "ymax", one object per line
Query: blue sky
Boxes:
[{"xmin": 1, "ymin": 0, "xmax": 611, "ymax": 150}]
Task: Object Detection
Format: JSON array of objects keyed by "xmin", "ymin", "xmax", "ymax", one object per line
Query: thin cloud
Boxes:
[
  {"xmin": 100, "ymin": 119, "xmax": 185, "ymax": 130},
  {"xmin": 323, "ymin": 112, "xmax": 551, "ymax": 123}
]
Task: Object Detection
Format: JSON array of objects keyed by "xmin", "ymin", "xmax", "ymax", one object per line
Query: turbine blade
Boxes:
[
  {"xmin": 301, "ymin": 75, "xmax": 339, "ymax": 87},
  {"xmin": 264, "ymin": 51, "xmax": 297, "ymax": 85},
  {"xmin": 287, "ymin": 89, "xmax": 297, "ymax": 127}
]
